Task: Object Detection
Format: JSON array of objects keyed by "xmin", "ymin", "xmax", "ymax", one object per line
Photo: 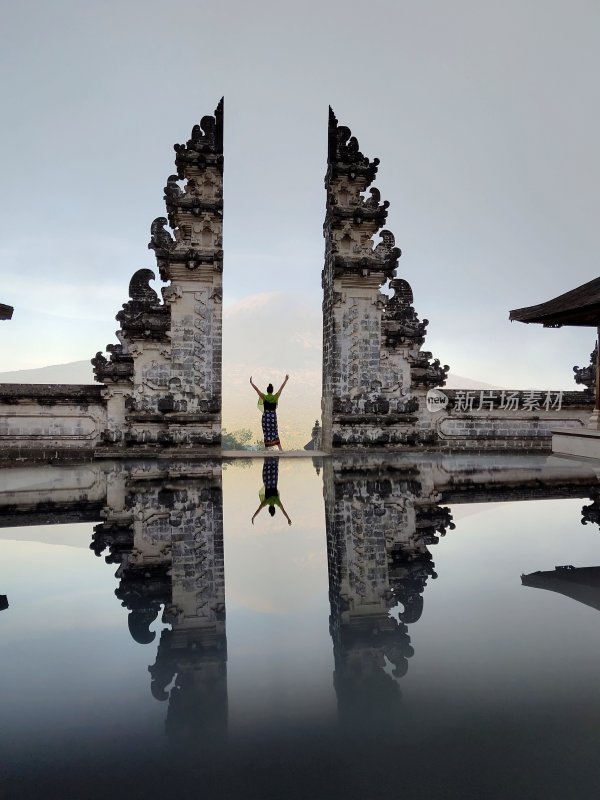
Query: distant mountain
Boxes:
[
  {"xmin": 0, "ymin": 357, "xmax": 500, "ymax": 394},
  {"xmin": 0, "ymin": 292, "xmax": 501, "ymax": 447},
  {"xmin": 444, "ymin": 375, "xmax": 501, "ymax": 391},
  {"xmin": 0, "ymin": 361, "xmax": 97, "ymax": 384},
  {"xmin": 0, "ymin": 358, "xmax": 499, "ymax": 448}
]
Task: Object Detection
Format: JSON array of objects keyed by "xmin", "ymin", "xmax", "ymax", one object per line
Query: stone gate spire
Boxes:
[
  {"xmin": 93, "ymin": 99, "xmax": 224, "ymax": 451},
  {"xmin": 321, "ymin": 108, "xmax": 448, "ymax": 449}
]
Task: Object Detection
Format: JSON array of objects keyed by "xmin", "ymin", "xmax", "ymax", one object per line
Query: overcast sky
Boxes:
[{"xmin": 1, "ymin": 0, "xmax": 599, "ymax": 390}]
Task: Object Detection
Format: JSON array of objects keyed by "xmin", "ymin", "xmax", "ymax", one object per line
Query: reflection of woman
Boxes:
[
  {"xmin": 252, "ymin": 458, "xmax": 292, "ymax": 525},
  {"xmin": 249, "ymin": 374, "xmax": 289, "ymax": 450}
]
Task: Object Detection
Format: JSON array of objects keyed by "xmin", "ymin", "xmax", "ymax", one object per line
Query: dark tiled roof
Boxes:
[
  {"xmin": 0, "ymin": 303, "xmax": 13, "ymax": 320},
  {"xmin": 509, "ymin": 277, "xmax": 600, "ymax": 327}
]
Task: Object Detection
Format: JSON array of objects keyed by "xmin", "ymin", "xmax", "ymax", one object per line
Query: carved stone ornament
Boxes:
[
  {"xmin": 327, "ymin": 107, "xmax": 380, "ymax": 184},
  {"xmin": 326, "ymin": 110, "xmax": 399, "ymax": 283},
  {"xmin": 116, "ymin": 269, "xmax": 170, "ymax": 341},
  {"xmin": 411, "ymin": 353, "xmax": 450, "ymax": 389},
  {"xmin": 383, "ymin": 278, "xmax": 429, "ymax": 347},
  {"xmin": 573, "ymin": 341, "xmax": 597, "ymax": 392},
  {"xmin": 173, "ymin": 97, "xmax": 224, "ymax": 178},
  {"xmin": 148, "ymin": 217, "xmax": 176, "ymax": 254},
  {"xmin": 581, "ymin": 492, "xmax": 600, "ymax": 529}
]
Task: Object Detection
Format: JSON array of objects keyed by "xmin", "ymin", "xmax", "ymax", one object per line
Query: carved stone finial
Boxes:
[
  {"xmin": 574, "ymin": 341, "xmax": 597, "ymax": 392},
  {"xmin": 128, "ymin": 609, "xmax": 158, "ymax": 645},
  {"xmin": 128, "ymin": 268, "xmax": 159, "ymax": 304},
  {"xmin": 328, "ymin": 106, "xmax": 379, "ymax": 184},
  {"xmin": 173, "ymin": 98, "xmax": 224, "ymax": 173},
  {"xmin": 383, "ymin": 279, "xmax": 429, "ymax": 348},
  {"xmin": 389, "ymin": 278, "xmax": 414, "ymax": 307},
  {"xmin": 148, "ymin": 218, "xmax": 175, "ymax": 253},
  {"xmin": 373, "ymin": 229, "xmax": 401, "ymax": 270},
  {"xmin": 91, "ymin": 351, "xmax": 108, "ymax": 369},
  {"xmin": 164, "ymin": 175, "xmax": 182, "ymax": 203},
  {"xmin": 113, "ymin": 268, "xmax": 169, "ymax": 345},
  {"xmin": 582, "ymin": 492, "xmax": 600, "ymax": 528}
]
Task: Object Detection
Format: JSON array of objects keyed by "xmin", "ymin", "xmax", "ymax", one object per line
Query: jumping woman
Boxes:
[{"xmin": 249, "ymin": 374, "xmax": 289, "ymax": 450}]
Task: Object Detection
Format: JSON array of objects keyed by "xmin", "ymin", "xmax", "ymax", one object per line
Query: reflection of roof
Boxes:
[
  {"xmin": 509, "ymin": 277, "xmax": 600, "ymax": 327},
  {"xmin": 0, "ymin": 303, "xmax": 13, "ymax": 320},
  {"xmin": 521, "ymin": 566, "xmax": 600, "ymax": 611}
]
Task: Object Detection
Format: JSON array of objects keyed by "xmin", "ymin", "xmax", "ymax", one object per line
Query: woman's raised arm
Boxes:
[
  {"xmin": 276, "ymin": 374, "xmax": 289, "ymax": 397},
  {"xmin": 250, "ymin": 376, "xmax": 264, "ymax": 399}
]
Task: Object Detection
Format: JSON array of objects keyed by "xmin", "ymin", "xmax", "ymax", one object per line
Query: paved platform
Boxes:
[
  {"xmin": 552, "ymin": 427, "xmax": 600, "ymax": 461},
  {"xmin": 222, "ymin": 450, "xmax": 327, "ymax": 458},
  {"xmin": 92, "ymin": 448, "xmax": 327, "ymax": 460}
]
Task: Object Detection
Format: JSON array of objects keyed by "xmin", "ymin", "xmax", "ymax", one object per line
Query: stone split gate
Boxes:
[{"xmin": 0, "ymin": 100, "xmax": 593, "ymax": 459}]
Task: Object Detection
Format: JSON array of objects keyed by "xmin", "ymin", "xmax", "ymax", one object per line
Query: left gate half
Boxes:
[{"xmin": 92, "ymin": 98, "xmax": 224, "ymax": 453}]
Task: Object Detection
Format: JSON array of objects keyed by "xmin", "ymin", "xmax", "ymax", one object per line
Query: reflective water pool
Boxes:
[{"xmin": 2, "ymin": 454, "xmax": 600, "ymax": 799}]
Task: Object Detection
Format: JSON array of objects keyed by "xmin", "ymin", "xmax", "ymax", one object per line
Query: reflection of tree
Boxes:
[
  {"xmin": 324, "ymin": 462, "xmax": 453, "ymax": 726},
  {"xmin": 91, "ymin": 464, "xmax": 227, "ymax": 744}
]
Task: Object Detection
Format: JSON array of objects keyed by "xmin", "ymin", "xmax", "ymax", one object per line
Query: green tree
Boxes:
[{"xmin": 221, "ymin": 428, "xmax": 253, "ymax": 450}]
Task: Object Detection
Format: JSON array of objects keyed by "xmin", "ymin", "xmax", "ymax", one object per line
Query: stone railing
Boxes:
[
  {"xmin": 0, "ymin": 384, "xmax": 106, "ymax": 463},
  {"xmin": 428, "ymin": 389, "xmax": 593, "ymax": 451}
]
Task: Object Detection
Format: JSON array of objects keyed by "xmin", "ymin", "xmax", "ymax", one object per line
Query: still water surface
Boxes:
[{"xmin": 1, "ymin": 454, "xmax": 600, "ymax": 799}]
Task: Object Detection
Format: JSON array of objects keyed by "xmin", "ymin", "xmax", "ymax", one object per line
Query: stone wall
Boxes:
[
  {"xmin": 92, "ymin": 100, "xmax": 224, "ymax": 452},
  {"xmin": 318, "ymin": 110, "xmax": 597, "ymax": 454},
  {"xmin": 431, "ymin": 389, "xmax": 593, "ymax": 451},
  {"xmin": 0, "ymin": 384, "xmax": 106, "ymax": 463},
  {"xmin": 321, "ymin": 109, "xmax": 448, "ymax": 451}
]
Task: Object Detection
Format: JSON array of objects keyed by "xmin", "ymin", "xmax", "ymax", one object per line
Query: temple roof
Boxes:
[
  {"xmin": 0, "ymin": 303, "xmax": 13, "ymax": 320},
  {"xmin": 509, "ymin": 277, "xmax": 600, "ymax": 327}
]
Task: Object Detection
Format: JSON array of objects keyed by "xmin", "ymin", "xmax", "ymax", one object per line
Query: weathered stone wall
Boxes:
[
  {"xmin": 0, "ymin": 384, "xmax": 106, "ymax": 463},
  {"xmin": 319, "ymin": 110, "xmax": 595, "ymax": 455},
  {"xmin": 321, "ymin": 110, "xmax": 448, "ymax": 451},
  {"xmin": 431, "ymin": 389, "xmax": 593, "ymax": 450},
  {"xmin": 92, "ymin": 100, "xmax": 224, "ymax": 452}
]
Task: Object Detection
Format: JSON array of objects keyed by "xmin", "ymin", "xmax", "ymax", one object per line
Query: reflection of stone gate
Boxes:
[
  {"xmin": 3, "ymin": 452, "xmax": 600, "ymax": 733},
  {"xmin": 320, "ymin": 451, "xmax": 600, "ymax": 722},
  {"xmin": 324, "ymin": 458, "xmax": 449, "ymax": 721},
  {"xmin": 91, "ymin": 460, "xmax": 227, "ymax": 743}
]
